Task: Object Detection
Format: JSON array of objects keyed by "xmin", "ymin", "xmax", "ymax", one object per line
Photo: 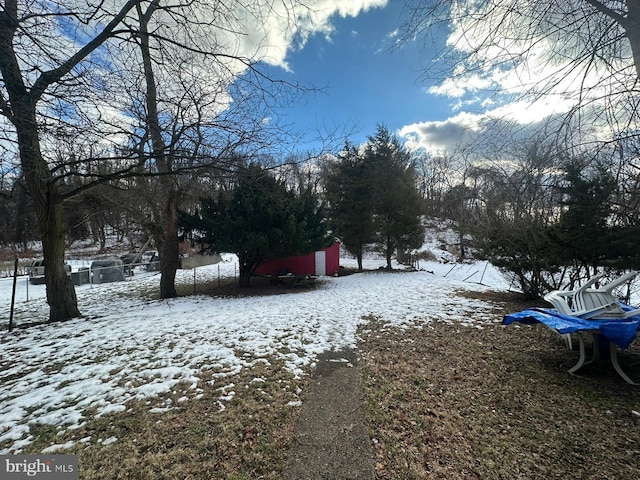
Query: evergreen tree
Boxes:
[
  {"xmin": 183, "ymin": 163, "xmax": 329, "ymax": 286},
  {"xmin": 552, "ymin": 160, "xmax": 618, "ymax": 274},
  {"xmin": 365, "ymin": 125, "xmax": 424, "ymax": 269},
  {"xmin": 473, "ymin": 214, "xmax": 559, "ymax": 298},
  {"xmin": 324, "ymin": 142, "xmax": 376, "ymax": 271}
]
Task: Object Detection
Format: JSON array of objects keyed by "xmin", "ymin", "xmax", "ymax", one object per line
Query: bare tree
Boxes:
[
  {"xmin": 119, "ymin": 1, "xmax": 313, "ymax": 298},
  {"xmin": 0, "ymin": 0, "xmax": 331, "ymax": 319},
  {"xmin": 402, "ymin": 1, "xmax": 640, "ymax": 141},
  {"xmin": 0, "ymin": 0, "xmax": 143, "ymax": 321},
  {"xmin": 462, "ymin": 138, "xmax": 567, "ymax": 296},
  {"xmin": 414, "ymin": 151, "xmax": 456, "ymax": 215},
  {"xmin": 610, "ymin": 134, "xmax": 640, "ymax": 227}
]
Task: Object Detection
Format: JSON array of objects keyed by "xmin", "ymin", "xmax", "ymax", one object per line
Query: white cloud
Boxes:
[
  {"xmin": 399, "ymin": 111, "xmax": 486, "ymax": 153},
  {"xmin": 59, "ymin": 1, "xmax": 390, "ymax": 150},
  {"xmin": 398, "ymin": 99, "xmax": 577, "ymax": 154},
  {"xmin": 229, "ymin": 0, "xmax": 388, "ymax": 70},
  {"xmin": 402, "ymin": 0, "xmax": 638, "ymax": 153},
  {"xmin": 428, "ymin": 73, "xmax": 494, "ymax": 98},
  {"xmin": 489, "ymin": 97, "xmax": 574, "ymax": 125}
]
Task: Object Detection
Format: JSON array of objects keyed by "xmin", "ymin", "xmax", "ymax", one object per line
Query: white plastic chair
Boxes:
[
  {"xmin": 542, "ymin": 290, "xmax": 581, "ymax": 349},
  {"xmin": 543, "ymin": 272, "xmax": 640, "ymax": 384},
  {"xmin": 573, "ymin": 271, "xmax": 640, "ymax": 320},
  {"xmin": 543, "ymin": 272, "xmax": 639, "ymax": 349}
]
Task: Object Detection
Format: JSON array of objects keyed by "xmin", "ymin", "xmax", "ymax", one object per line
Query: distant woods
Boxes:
[
  {"xmin": 5, "ymin": 125, "xmax": 640, "ymax": 298},
  {"xmin": 4, "ymin": 1, "xmax": 640, "ymax": 322},
  {"xmin": 418, "ymin": 137, "xmax": 640, "ymax": 298}
]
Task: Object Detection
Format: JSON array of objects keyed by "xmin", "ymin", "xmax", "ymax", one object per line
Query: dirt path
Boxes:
[{"xmin": 282, "ymin": 348, "xmax": 374, "ymax": 480}]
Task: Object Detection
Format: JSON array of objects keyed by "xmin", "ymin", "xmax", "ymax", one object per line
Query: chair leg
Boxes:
[
  {"xmin": 569, "ymin": 333, "xmax": 587, "ymax": 374},
  {"xmin": 609, "ymin": 341, "xmax": 639, "ymax": 385},
  {"xmin": 591, "ymin": 333, "xmax": 601, "ymax": 362}
]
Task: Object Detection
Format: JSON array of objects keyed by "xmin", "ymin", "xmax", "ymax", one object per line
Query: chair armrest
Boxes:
[
  {"xmin": 544, "ymin": 291, "xmax": 575, "ymax": 316},
  {"xmin": 601, "ymin": 271, "xmax": 638, "ymax": 293},
  {"xmin": 575, "ymin": 273, "xmax": 605, "ymax": 294}
]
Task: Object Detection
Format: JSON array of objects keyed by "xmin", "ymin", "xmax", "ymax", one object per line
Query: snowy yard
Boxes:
[{"xmin": 0, "ymin": 254, "xmax": 510, "ymax": 454}]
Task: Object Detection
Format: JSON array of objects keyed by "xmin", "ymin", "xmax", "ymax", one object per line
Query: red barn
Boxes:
[{"xmin": 254, "ymin": 242, "xmax": 340, "ymax": 277}]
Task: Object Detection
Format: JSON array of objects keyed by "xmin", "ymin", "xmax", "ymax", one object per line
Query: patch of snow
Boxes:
[
  {"xmin": 149, "ymin": 407, "xmax": 176, "ymax": 414},
  {"xmin": 99, "ymin": 436, "xmax": 118, "ymax": 446},
  {"xmin": 95, "ymin": 404, "xmax": 126, "ymax": 418},
  {"xmin": 42, "ymin": 441, "xmax": 76, "ymax": 453}
]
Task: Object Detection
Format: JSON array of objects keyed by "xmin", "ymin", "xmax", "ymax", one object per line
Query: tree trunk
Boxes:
[
  {"xmin": 159, "ymin": 189, "xmax": 179, "ymax": 298},
  {"xmin": 0, "ymin": 9, "xmax": 81, "ymax": 321},
  {"xmin": 137, "ymin": 2, "xmax": 180, "ymax": 299},
  {"xmin": 42, "ymin": 197, "xmax": 81, "ymax": 321},
  {"xmin": 625, "ymin": 0, "xmax": 640, "ymax": 80},
  {"xmin": 19, "ymin": 109, "xmax": 80, "ymax": 321},
  {"xmin": 238, "ymin": 255, "xmax": 253, "ymax": 287},
  {"xmin": 385, "ymin": 235, "xmax": 393, "ymax": 269},
  {"xmin": 145, "ymin": 180, "xmax": 180, "ymax": 300},
  {"xmin": 239, "ymin": 268, "xmax": 252, "ymax": 287}
]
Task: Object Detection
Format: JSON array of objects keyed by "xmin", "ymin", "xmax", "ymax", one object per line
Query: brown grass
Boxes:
[
  {"xmin": 133, "ymin": 275, "xmax": 326, "ymax": 300},
  {"xmin": 8, "ymin": 286, "xmax": 640, "ymax": 479},
  {"xmin": 359, "ymin": 292, "xmax": 640, "ymax": 479},
  {"xmin": 17, "ymin": 353, "xmax": 309, "ymax": 480}
]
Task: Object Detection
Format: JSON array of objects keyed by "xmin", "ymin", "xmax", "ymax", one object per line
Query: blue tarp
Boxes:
[{"xmin": 502, "ymin": 308, "xmax": 640, "ymax": 349}]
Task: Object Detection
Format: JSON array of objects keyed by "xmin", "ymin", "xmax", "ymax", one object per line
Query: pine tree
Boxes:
[
  {"xmin": 365, "ymin": 125, "xmax": 424, "ymax": 269},
  {"xmin": 552, "ymin": 160, "xmax": 617, "ymax": 274},
  {"xmin": 184, "ymin": 163, "xmax": 328, "ymax": 286},
  {"xmin": 324, "ymin": 142, "xmax": 376, "ymax": 271}
]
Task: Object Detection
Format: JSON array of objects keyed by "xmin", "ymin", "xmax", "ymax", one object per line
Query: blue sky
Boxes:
[
  {"xmin": 245, "ymin": 0, "xmax": 635, "ymax": 157},
  {"xmin": 260, "ymin": 2, "xmax": 451, "ymax": 151},
  {"xmin": 24, "ymin": 0, "xmax": 630, "ymax": 163}
]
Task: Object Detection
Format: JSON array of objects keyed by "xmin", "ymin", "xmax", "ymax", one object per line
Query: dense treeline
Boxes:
[
  {"xmin": 1, "ymin": 125, "xmax": 427, "ymax": 288},
  {"xmin": 4, "ymin": 127, "xmax": 640, "ymax": 297}
]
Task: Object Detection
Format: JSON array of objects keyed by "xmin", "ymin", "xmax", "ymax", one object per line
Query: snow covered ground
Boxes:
[{"xmin": 0, "ymin": 252, "xmax": 510, "ymax": 454}]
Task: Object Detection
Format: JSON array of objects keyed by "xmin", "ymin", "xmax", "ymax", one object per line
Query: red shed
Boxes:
[{"xmin": 254, "ymin": 242, "xmax": 340, "ymax": 277}]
